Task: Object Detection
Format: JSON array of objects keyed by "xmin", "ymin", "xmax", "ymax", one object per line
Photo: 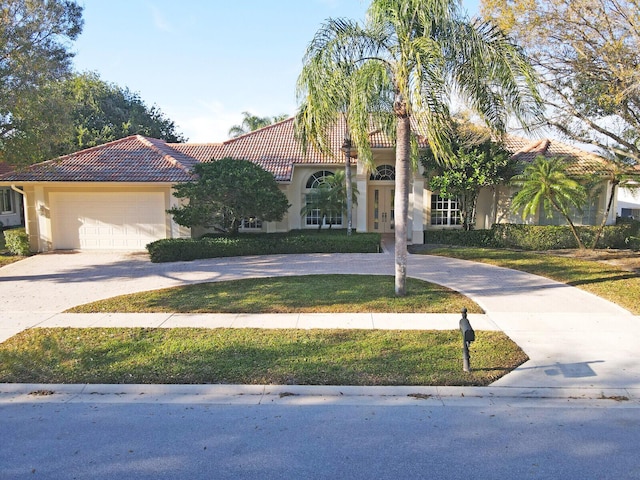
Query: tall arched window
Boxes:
[
  {"xmin": 370, "ymin": 165, "xmax": 395, "ymax": 181},
  {"xmin": 303, "ymin": 170, "xmax": 343, "ymax": 228}
]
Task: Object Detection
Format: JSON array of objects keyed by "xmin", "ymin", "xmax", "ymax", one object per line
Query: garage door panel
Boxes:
[{"xmin": 50, "ymin": 192, "xmax": 166, "ymax": 250}]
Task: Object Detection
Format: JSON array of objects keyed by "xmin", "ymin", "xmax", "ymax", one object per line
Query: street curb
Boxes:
[{"xmin": 1, "ymin": 383, "xmax": 639, "ymax": 407}]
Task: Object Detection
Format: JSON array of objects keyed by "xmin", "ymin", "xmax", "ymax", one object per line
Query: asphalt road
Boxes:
[{"xmin": 2, "ymin": 399, "xmax": 639, "ymax": 480}]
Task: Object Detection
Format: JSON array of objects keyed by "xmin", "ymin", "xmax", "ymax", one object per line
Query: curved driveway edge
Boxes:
[{"xmin": 1, "ymin": 250, "xmax": 638, "ymax": 389}]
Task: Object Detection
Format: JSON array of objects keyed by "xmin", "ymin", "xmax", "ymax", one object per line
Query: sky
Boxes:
[{"xmin": 72, "ymin": 0, "xmax": 480, "ymax": 143}]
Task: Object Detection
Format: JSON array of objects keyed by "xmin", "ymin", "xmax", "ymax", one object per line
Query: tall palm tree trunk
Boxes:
[
  {"xmin": 395, "ymin": 112, "xmax": 411, "ymax": 296},
  {"xmin": 343, "ymin": 134, "xmax": 353, "ymax": 236}
]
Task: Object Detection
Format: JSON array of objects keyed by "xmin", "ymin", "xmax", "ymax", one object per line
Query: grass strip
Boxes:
[
  {"xmin": 0, "ymin": 328, "xmax": 527, "ymax": 386},
  {"xmin": 425, "ymin": 247, "xmax": 640, "ymax": 314},
  {"xmin": 67, "ymin": 275, "xmax": 484, "ymax": 314}
]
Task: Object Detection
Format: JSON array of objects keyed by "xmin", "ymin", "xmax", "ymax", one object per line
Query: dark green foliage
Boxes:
[
  {"xmin": 1, "ymin": 0, "xmax": 84, "ymax": 166},
  {"xmin": 423, "ymin": 229, "xmax": 496, "ymax": 247},
  {"xmin": 147, "ymin": 231, "xmax": 381, "ymax": 263},
  {"xmin": 59, "ymin": 72, "xmax": 186, "ymax": 152},
  {"xmin": 421, "ymin": 121, "xmax": 516, "ymax": 230},
  {"xmin": 423, "ymin": 221, "xmax": 640, "ymax": 251},
  {"xmin": 168, "ymin": 158, "xmax": 290, "ymax": 234},
  {"xmin": 3, "ymin": 227, "xmax": 30, "ymax": 255}
]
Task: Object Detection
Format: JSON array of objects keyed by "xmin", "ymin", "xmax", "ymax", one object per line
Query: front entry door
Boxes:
[{"xmin": 368, "ymin": 185, "xmax": 395, "ymax": 233}]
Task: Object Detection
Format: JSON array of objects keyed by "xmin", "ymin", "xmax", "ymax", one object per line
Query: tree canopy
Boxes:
[
  {"xmin": 481, "ymin": 0, "xmax": 640, "ymax": 166},
  {"xmin": 168, "ymin": 158, "xmax": 290, "ymax": 235},
  {"xmin": 60, "ymin": 72, "xmax": 186, "ymax": 152},
  {"xmin": 0, "ymin": 0, "xmax": 83, "ymax": 165}
]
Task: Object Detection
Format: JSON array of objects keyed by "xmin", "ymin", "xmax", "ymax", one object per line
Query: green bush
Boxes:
[
  {"xmin": 491, "ymin": 224, "xmax": 579, "ymax": 250},
  {"xmin": 3, "ymin": 228, "xmax": 30, "ymax": 256},
  {"xmin": 423, "ymin": 222, "xmax": 640, "ymax": 251},
  {"xmin": 423, "ymin": 229, "xmax": 496, "ymax": 247},
  {"xmin": 147, "ymin": 231, "xmax": 381, "ymax": 263}
]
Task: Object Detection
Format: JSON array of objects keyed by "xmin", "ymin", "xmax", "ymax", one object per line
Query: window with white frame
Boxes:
[
  {"xmin": 430, "ymin": 194, "xmax": 461, "ymax": 226},
  {"xmin": 304, "ymin": 170, "xmax": 343, "ymax": 227},
  {"xmin": 239, "ymin": 217, "xmax": 263, "ymax": 230},
  {"xmin": 0, "ymin": 188, "xmax": 13, "ymax": 214}
]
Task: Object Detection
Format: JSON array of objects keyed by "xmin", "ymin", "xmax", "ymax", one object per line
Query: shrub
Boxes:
[
  {"xmin": 147, "ymin": 231, "xmax": 381, "ymax": 263},
  {"xmin": 423, "ymin": 222, "xmax": 640, "ymax": 251},
  {"xmin": 423, "ymin": 229, "xmax": 496, "ymax": 247},
  {"xmin": 3, "ymin": 228, "xmax": 30, "ymax": 256}
]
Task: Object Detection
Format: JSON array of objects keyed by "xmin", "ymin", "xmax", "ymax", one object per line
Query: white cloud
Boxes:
[{"xmin": 148, "ymin": 4, "xmax": 173, "ymax": 33}]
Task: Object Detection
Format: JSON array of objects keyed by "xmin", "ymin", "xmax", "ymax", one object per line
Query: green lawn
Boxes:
[
  {"xmin": 424, "ymin": 247, "xmax": 640, "ymax": 314},
  {"xmin": 67, "ymin": 275, "xmax": 484, "ymax": 314},
  {"xmin": 0, "ymin": 327, "xmax": 527, "ymax": 386}
]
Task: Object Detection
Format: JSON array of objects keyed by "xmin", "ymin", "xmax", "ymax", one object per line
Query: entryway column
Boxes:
[
  {"xmin": 411, "ymin": 173, "xmax": 425, "ymax": 244},
  {"xmin": 355, "ymin": 171, "xmax": 368, "ymax": 233}
]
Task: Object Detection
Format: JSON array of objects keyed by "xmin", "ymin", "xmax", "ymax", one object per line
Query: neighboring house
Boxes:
[
  {"xmin": 0, "ymin": 117, "xmax": 622, "ymax": 252},
  {"xmin": 0, "ymin": 162, "xmax": 23, "ymax": 229},
  {"xmin": 618, "ymin": 183, "xmax": 640, "ymax": 220}
]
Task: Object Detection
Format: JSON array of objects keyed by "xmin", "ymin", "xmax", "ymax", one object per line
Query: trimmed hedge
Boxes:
[
  {"xmin": 147, "ymin": 231, "xmax": 381, "ymax": 263},
  {"xmin": 424, "ymin": 221, "xmax": 640, "ymax": 251},
  {"xmin": 3, "ymin": 228, "xmax": 30, "ymax": 256}
]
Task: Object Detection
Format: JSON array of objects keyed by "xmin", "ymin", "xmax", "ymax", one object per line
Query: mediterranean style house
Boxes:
[{"xmin": 0, "ymin": 117, "xmax": 621, "ymax": 252}]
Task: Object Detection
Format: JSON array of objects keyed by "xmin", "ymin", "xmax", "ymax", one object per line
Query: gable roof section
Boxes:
[
  {"xmin": 0, "ymin": 135, "xmax": 198, "ymax": 183},
  {"xmin": 170, "ymin": 117, "xmax": 345, "ymax": 182},
  {"xmin": 504, "ymin": 136, "xmax": 614, "ymax": 176}
]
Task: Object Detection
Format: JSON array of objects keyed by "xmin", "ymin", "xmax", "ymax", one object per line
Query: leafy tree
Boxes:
[
  {"xmin": 0, "ymin": 0, "xmax": 83, "ymax": 165},
  {"xmin": 57, "ymin": 72, "xmax": 186, "ymax": 152},
  {"xmin": 296, "ymin": 0, "xmax": 542, "ymax": 295},
  {"xmin": 481, "ymin": 0, "xmax": 640, "ymax": 166},
  {"xmin": 300, "ymin": 171, "xmax": 359, "ymax": 230},
  {"xmin": 168, "ymin": 158, "xmax": 290, "ymax": 235},
  {"xmin": 228, "ymin": 111, "xmax": 288, "ymax": 138},
  {"xmin": 511, "ymin": 156, "xmax": 587, "ymax": 248},
  {"xmin": 422, "ymin": 120, "xmax": 515, "ymax": 230}
]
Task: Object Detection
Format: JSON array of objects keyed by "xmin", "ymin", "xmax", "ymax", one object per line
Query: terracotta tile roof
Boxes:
[
  {"xmin": 0, "ymin": 117, "xmax": 617, "ymax": 185},
  {"xmin": 504, "ymin": 135, "xmax": 614, "ymax": 176},
  {"xmin": 0, "ymin": 135, "xmax": 198, "ymax": 183}
]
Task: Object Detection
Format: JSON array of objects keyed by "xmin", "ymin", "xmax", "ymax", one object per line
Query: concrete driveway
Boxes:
[{"xmin": 1, "ymin": 249, "xmax": 638, "ymax": 389}]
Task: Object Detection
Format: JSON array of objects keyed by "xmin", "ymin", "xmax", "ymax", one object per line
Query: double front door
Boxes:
[{"xmin": 368, "ymin": 185, "xmax": 395, "ymax": 233}]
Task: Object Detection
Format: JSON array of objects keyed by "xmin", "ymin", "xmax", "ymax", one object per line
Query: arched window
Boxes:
[
  {"xmin": 306, "ymin": 170, "xmax": 334, "ymax": 188},
  {"xmin": 303, "ymin": 170, "xmax": 343, "ymax": 228},
  {"xmin": 370, "ymin": 165, "xmax": 395, "ymax": 181}
]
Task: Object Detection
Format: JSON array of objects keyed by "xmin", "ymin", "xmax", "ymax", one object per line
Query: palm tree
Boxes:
[
  {"xmin": 511, "ymin": 156, "xmax": 587, "ymax": 249},
  {"xmin": 295, "ymin": 44, "xmax": 389, "ymax": 236},
  {"xmin": 228, "ymin": 111, "xmax": 288, "ymax": 138},
  {"xmin": 300, "ymin": 171, "xmax": 359, "ymax": 230},
  {"xmin": 296, "ymin": 0, "xmax": 542, "ymax": 295}
]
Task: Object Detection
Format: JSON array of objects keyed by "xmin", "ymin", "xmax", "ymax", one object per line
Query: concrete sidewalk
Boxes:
[{"xmin": 1, "ymin": 248, "xmax": 639, "ymax": 401}]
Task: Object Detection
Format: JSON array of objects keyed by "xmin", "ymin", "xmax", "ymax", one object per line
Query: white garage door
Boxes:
[{"xmin": 50, "ymin": 192, "xmax": 167, "ymax": 250}]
